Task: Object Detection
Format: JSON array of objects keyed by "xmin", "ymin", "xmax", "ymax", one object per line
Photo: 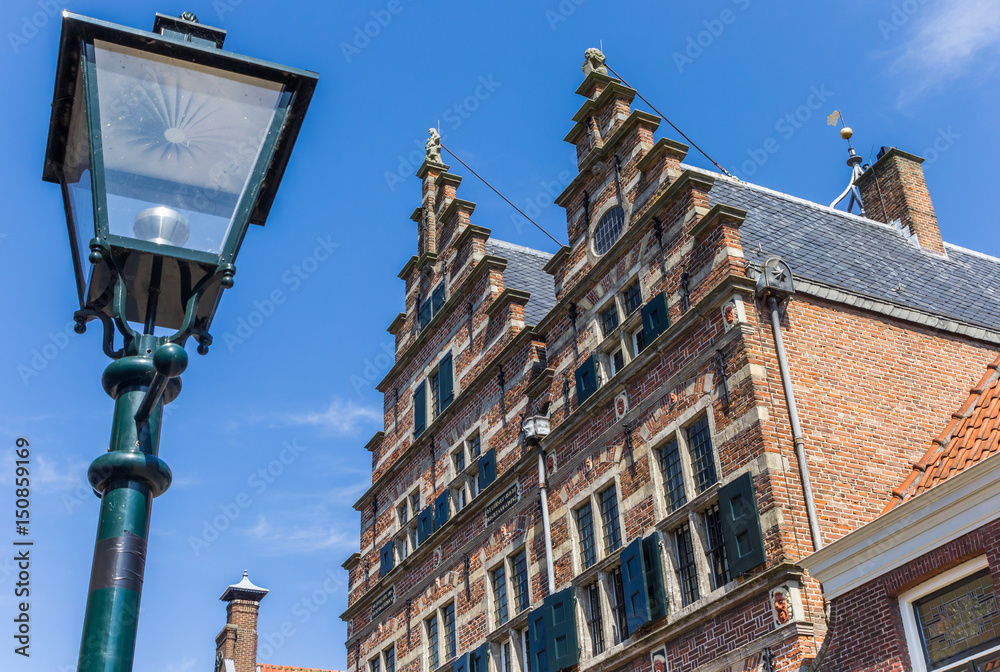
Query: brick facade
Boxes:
[{"xmin": 342, "ymin": 50, "xmax": 1000, "ymax": 672}]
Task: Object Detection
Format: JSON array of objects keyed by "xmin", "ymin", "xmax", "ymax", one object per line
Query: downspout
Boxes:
[
  {"xmin": 756, "ymin": 256, "xmax": 824, "ymax": 552},
  {"xmin": 537, "ymin": 444, "xmax": 556, "ymax": 594}
]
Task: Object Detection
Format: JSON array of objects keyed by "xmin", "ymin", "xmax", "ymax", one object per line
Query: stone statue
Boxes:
[
  {"xmin": 582, "ymin": 47, "xmax": 608, "ymax": 76},
  {"xmin": 425, "ymin": 128, "xmax": 442, "ymax": 164}
]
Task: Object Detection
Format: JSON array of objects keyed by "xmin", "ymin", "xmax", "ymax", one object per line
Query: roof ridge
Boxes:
[
  {"xmin": 882, "ymin": 354, "xmax": 1000, "ymax": 513},
  {"xmin": 486, "ymin": 238, "xmax": 555, "ymax": 259},
  {"xmin": 945, "ymin": 242, "xmax": 1000, "ymax": 265}
]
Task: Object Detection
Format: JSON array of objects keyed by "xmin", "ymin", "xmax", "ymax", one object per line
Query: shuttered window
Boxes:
[
  {"xmin": 413, "ymin": 382, "xmax": 427, "ymax": 437},
  {"xmin": 641, "ymin": 291, "xmax": 670, "ymax": 344},
  {"xmin": 544, "ymin": 588, "xmax": 579, "ymax": 671},
  {"xmin": 478, "ymin": 448, "xmax": 497, "ymax": 491},
  {"xmin": 719, "ymin": 472, "xmax": 766, "ymax": 576},
  {"xmin": 575, "ymin": 355, "xmax": 600, "ymax": 405}
]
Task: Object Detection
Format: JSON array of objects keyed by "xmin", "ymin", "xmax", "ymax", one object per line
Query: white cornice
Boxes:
[{"xmin": 800, "ymin": 454, "xmax": 1000, "ymax": 599}]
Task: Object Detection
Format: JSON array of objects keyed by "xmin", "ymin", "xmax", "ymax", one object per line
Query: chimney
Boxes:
[
  {"xmin": 216, "ymin": 570, "xmax": 269, "ymax": 672},
  {"xmin": 856, "ymin": 147, "xmax": 945, "ymax": 255}
]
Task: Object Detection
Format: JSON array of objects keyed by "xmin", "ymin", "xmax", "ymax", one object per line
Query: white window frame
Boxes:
[{"xmin": 900, "ymin": 556, "xmax": 999, "ymax": 672}]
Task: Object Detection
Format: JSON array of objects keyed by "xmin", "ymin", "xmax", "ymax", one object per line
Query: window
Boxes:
[
  {"xmin": 900, "ymin": 559, "xmax": 1000, "ymax": 672},
  {"xmin": 601, "ymin": 304, "xmax": 619, "ymax": 336},
  {"xmin": 688, "ymin": 416, "xmax": 717, "ymax": 493},
  {"xmin": 609, "ymin": 348, "xmax": 624, "ymax": 376},
  {"xmin": 599, "ymin": 486, "xmax": 622, "ymax": 554},
  {"xmin": 398, "ymin": 502, "xmax": 408, "ymax": 526},
  {"xmin": 594, "ymin": 206, "xmax": 626, "ymax": 255},
  {"xmin": 520, "ymin": 629, "xmax": 531, "ymax": 672},
  {"xmin": 384, "ymin": 647, "xmax": 395, "ymax": 672},
  {"xmin": 631, "ymin": 326, "xmax": 646, "ymax": 355},
  {"xmin": 622, "ymin": 281, "xmax": 642, "ymax": 315},
  {"xmin": 443, "ymin": 602, "xmax": 457, "ymax": 660},
  {"xmin": 493, "ymin": 563, "xmax": 509, "ymax": 626},
  {"xmin": 705, "ymin": 504, "xmax": 731, "ymax": 590},
  {"xmin": 587, "ymin": 582, "xmax": 606, "ymax": 656},
  {"xmin": 453, "ymin": 448, "xmax": 466, "ymax": 474},
  {"xmin": 469, "ymin": 433, "xmax": 482, "ymax": 459},
  {"xmin": 431, "ymin": 370, "xmax": 441, "ymax": 419},
  {"xmin": 659, "ymin": 439, "xmax": 686, "ymax": 512},
  {"xmin": 610, "ymin": 567, "xmax": 629, "ymax": 643},
  {"xmin": 676, "ymin": 523, "xmax": 699, "ymax": 606},
  {"xmin": 426, "ymin": 615, "xmax": 439, "ymax": 670},
  {"xmin": 370, "ymin": 658, "xmax": 380, "ymax": 672},
  {"xmin": 499, "ymin": 639, "xmax": 514, "ymax": 672},
  {"xmin": 512, "ymin": 549, "xmax": 530, "ymax": 614},
  {"xmin": 453, "ymin": 483, "xmax": 467, "ymax": 511},
  {"xmin": 577, "ymin": 501, "xmax": 597, "ymax": 569}
]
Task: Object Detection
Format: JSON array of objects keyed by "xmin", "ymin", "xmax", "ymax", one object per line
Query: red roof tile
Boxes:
[{"xmin": 883, "ymin": 355, "xmax": 1000, "ymax": 513}]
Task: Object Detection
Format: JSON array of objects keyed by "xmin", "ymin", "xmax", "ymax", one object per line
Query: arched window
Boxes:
[{"xmin": 593, "ymin": 206, "xmax": 625, "ymax": 255}]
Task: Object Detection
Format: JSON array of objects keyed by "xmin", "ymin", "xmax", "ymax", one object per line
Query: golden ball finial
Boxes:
[{"xmin": 840, "ymin": 127, "xmax": 853, "ymax": 140}]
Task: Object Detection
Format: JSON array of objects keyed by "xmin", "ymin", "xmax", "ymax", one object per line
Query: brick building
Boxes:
[
  {"xmin": 341, "ymin": 49, "xmax": 1000, "ymax": 672},
  {"xmin": 215, "ymin": 571, "xmax": 341, "ymax": 672}
]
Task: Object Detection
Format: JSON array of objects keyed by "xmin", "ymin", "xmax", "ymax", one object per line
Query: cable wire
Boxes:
[
  {"xmin": 605, "ymin": 63, "xmax": 739, "ymax": 181},
  {"xmin": 441, "ymin": 144, "xmax": 565, "ymax": 247}
]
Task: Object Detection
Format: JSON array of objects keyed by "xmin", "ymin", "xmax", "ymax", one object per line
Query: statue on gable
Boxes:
[
  {"xmin": 582, "ymin": 47, "xmax": 608, "ymax": 76},
  {"xmin": 425, "ymin": 128, "xmax": 442, "ymax": 164}
]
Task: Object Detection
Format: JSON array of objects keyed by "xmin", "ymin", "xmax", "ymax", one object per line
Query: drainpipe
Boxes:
[
  {"xmin": 756, "ymin": 256, "xmax": 823, "ymax": 552},
  {"xmin": 524, "ymin": 415, "xmax": 556, "ymax": 594}
]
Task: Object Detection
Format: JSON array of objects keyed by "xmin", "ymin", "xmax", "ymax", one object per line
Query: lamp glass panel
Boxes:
[
  {"xmin": 65, "ymin": 65, "xmax": 94, "ymax": 293},
  {"xmin": 93, "ymin": 40, "xmax": 284, "ymax": 255}
]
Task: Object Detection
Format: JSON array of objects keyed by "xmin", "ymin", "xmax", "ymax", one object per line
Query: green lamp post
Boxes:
[{"xmin": 42, "ymin": 11, "xmax": 317, "ymax": 671}]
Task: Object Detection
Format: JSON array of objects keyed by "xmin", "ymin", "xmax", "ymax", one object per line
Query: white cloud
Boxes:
[
  {"xmin": 248, "ymin": 397, "xmax": 381, "ymax": 435},
  {"xmin": 161, "ymin": 657, "xmax": 197, "ymax": 672},
  {"xmin": 247, "ymin": 515, "xmax": 356, "ymax": 556},
  {"xmin": 886, "ymin": 0, "xmax": 1000, "ymax": 102}
]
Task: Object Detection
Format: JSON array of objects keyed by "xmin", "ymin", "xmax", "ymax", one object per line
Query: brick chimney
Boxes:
[
  {"xmin": 856, "ymin": 147, "xmax": 945, "ymax": 255},
  {"xmin": 216, "ymin": 570, "xmax": 269, "ymax": 672}
]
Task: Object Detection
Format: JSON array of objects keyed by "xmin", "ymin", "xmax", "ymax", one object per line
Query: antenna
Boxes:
[{"xmin": 828, "ymin": 111, "xmax": 866, "ymax": 216}]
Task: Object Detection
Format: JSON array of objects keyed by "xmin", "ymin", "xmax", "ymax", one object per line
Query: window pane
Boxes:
[
  {"xmin": 454, "ymin": 450, "xmax": 465, "ymax": 473},
  {"xmin": 705, "ymin": 504, "xmax": 731, "ymax": 589},
  {"xmin": 577, "ymin": 503, "xmax": 596, "ymax": 569},
  {"xmin": 600, "ymin": 487, "xmax": 622, "ymax": 554},
  {"xmin": 370, "ymin": 659, "xmax": 380, "ymax": 672},
  {"xmin": 587, "ymin": 582, "xmax": 605, "ymax": 656},
  {"xmin": 384, "ymin": 647, "xmax": 395, "ymax": 672},
  {"xmin": 623, "ymin": 282, "xmax": 642, "ymax": 315},
  {"xmin": 594, "ymin": 206, "xmax": 626, "ymax": 255},
  {"xmin": 676, "ymin": 524, "xmax": 699, "ymax": 606},
  {"xmin": 688, "ymin": 417, "xmax": 717, "ymax": 493},
  {"xmin": 444, "ymin": 603, "xmax": 456, "ymax": 659},
  {"xmin": 611, "ymin": 567, "xmax": 629, "ymax": 642},
  {"xmin": 660, "ymin": 440, "xmax": 686, "ymax": 512},
  {"xmin": 601, "ymin": 305, "xmax": 619, "ymax": 336},
  {"xmin": 94, "ymin": 41, "xmax": 283, "ymax": 255},
  {"xmin": 916, "ymin": 569, "xmax": 1000, "ymax": 669},
  {"xmin": 494, "ymin": 565, "xmax": 509, "ymax": 626},
  {"xmin": 427, "ymin": 616, "xmax": 439, "ymax": 670},
  {"xmin": 502, "ymin": 641, "xmax": 513, "ymax": 672},
  {"xmin": 470, "ymin": 434, "xmax": 481, "ymax": 458},
  {"xmin": 512, "ymin": 550, "xmax": 530, "ymax": 614}
]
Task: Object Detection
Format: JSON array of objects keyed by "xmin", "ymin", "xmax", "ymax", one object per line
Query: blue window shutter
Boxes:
[
  {"xmin": 439, "ymin": 353, "xmax": 454, "ymax": 410},
  {"xmin": 719, "ymin": 472, "xmax": 766, "ymax": 576},
  {"xmin": 413, "ymin": 382, "xmax": 426, "ymax": 437},
  {"xmin": 528, "ymin": 608, "xmax": 548, "ymax": 672},
  {"xmin": 478, "ymin": 448, "xmax": 497, "ymax": 492},
  {"xmin": 642, "ymin": 534, "xmax": 668, "ymax": 622},
  {"xmin": 432, "ymin": 283, "xmax": 446, "ymax": 315},
  {"xmin": 544, "ymin": 588, "xmax": 579, "ymax": 671},
  {"xmin": 641, "ymin": 292, "xmax": 670, "ymax": 345},
  {"xmin": 574, "ymin": 355, "xmax": 599, "ymax": 404},
  {"xmin": 620, "ymin": 538, "xmax": 649, "ymax": 633},
  {"xmin": 379, "ymin": 540, "xmax": 394, "ymax": 577},
  {"xmin": 454, "ymin": 653, "xmax": 469, "ymax": 672},
  {"xmin": 469, "ymin": 643, "xmax": 489, "ymax": 672},
  {"xmin": 434, "ymin": 491, "xmax": 450, "ymax": 530},
  {"xmin": 417, "ymin": 506, "xmax": 433, "ymax": 545},
  {"xmin": 419, "ymin": 299, "xmax": 432, "ymax": 330}
]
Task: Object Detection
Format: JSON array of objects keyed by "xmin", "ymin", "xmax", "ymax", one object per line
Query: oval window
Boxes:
[{"xmin": 593, "ymin": 206, "xmax": 625, "ymax": 255}]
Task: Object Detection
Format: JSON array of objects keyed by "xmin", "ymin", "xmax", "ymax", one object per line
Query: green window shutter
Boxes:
[
  {"xmin": 574, "ymin": 355, "xmax": 599, "ymax": 404},
  {"xmin": 641, "ymin": 292, "xmax": 670, "ymax": 345},
  {"xmin": 432, "ymin": 283, "xmax": 446, "ymax": 315},
  {"xmin": 434, "ymin": 490, "xmax": 451, "ymax": 530},
  {"xmin": 454, "ymin": 653, "xmax": 469, "ymax": 672},
  {"xmin": 719, "ymin": 472, "xmax": 766, "ymax": 576},
  {"xmin": 528, "ymin": 609, "xmax": 548, "ymax": 672},
  {"xmin": 379, "ymin": 540, "xmax": 394, "ymax": 577},
  {"xmin": 478, "ymin": 448, "xmax": 497, "ymax": 492},
  {"xmin": 620, "ymin": 538, "xmax": 650, "ymax": 633},
  {"xmin": 413, "ymin": 382, "xmax": 427, "ymax": 437},
  {"xmin": 417, "ymin": 506, "xmax": 433, "ymax": 545},
  {"xmin": 642, "ymin": 534, "xmax": 668, "ymax": 621},
  {"xmin": 419, "ymin": 298, "xmax": 432, "ymax": 330},
  {"xmin": 439, "ymin": 353, "xmax": 454, "ymax": 410},
  {"xmin": 544, "ymin": 588, "xmax": 579, "ymax": 671},
  {"xmin": 469, "ymin": 643, "xmax": 489, "ymax": 672}
]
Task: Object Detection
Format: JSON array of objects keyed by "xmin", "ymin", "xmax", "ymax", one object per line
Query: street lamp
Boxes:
[{"xmin": 42, "ymin": 11, "xmax": 317, "ymax": 671}]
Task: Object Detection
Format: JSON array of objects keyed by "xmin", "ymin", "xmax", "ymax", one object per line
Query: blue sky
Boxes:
[{"xmin": 1, "ymin": 1, "xmax": 998, "ymax": 670}]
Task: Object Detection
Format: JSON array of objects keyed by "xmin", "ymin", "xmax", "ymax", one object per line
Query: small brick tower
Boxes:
[{"xmin": 216, "ymin": 570, "xmax": 269, "ymax": 672}]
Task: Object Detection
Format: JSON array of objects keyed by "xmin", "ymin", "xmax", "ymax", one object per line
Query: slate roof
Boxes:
[
  {"xmin": 695, "ymin": 168, "xmax": 1000, "ymax": 333},
  {"xmin": 486, "ymin": 238, "xmax": 557, "ymax": 327},
  {"xmin": 882, "ymin": 355, "xmax": 1000, "ymax": 512}
]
